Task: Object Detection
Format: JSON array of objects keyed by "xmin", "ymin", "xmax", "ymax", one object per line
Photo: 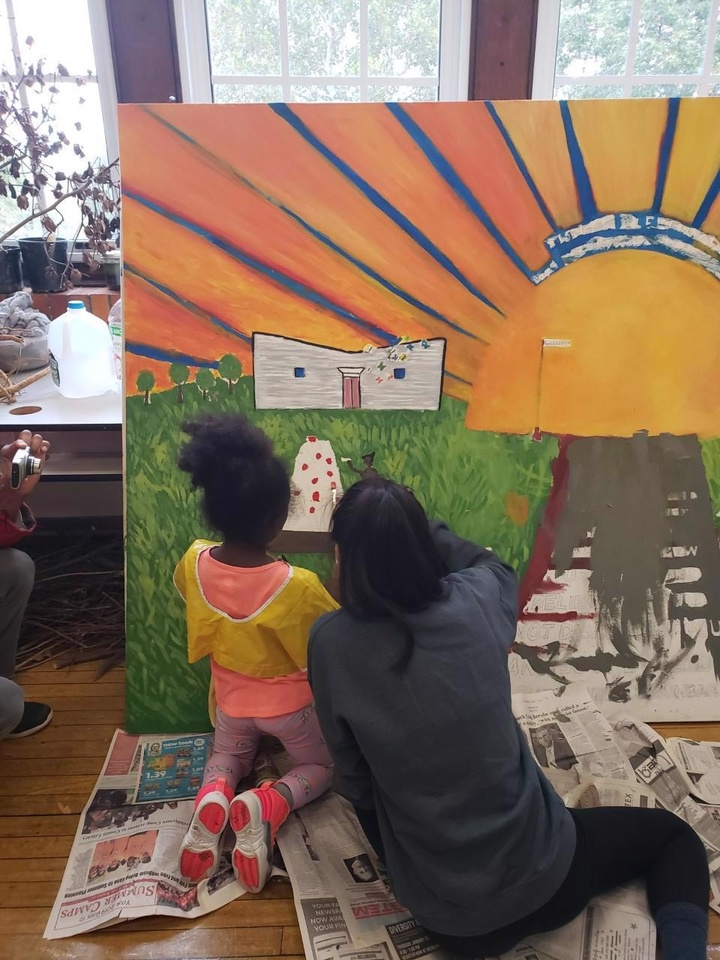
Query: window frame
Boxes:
[
  {"xmin": 533, "ymin": 0, "xmax": 720, "ymax": 99},
  {"xmin": 173, "ymin": 0, "xmax": 472, "ymax": 104}
]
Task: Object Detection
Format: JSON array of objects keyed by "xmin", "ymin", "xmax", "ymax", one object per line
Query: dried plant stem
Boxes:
[{"xmin": 0, "ymin": 365, "xmax": 50, "ymax": 403}]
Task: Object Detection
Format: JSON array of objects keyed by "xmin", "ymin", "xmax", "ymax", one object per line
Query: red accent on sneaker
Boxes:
[{"xmin": 229, "ymin": 784, "xmax": 290, "ymax": 893}]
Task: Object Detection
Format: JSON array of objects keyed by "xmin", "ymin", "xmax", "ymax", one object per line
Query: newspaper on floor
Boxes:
[
  {"xmin": 276, "ymin": 729, "xmax": 656, "ymax": 960},
  {"xmin": 512, "ymin": 684, "xmax": 636, "ymax": 797},
  {"xmin": 665, "ymin": 736, "xmax": 720, "ymax": 804},
  {"xmin": 277, "ymin": 791, "xmax": 447, "ymax": 960},
  {"xmin": 44, "ymin": 729, "xmax": 254, "ymax": 939}
]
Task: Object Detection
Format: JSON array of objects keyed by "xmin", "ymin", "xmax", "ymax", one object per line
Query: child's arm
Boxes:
[{"xmin": 277, "ymin": 576, "xmax": 339, "ymax": 670}]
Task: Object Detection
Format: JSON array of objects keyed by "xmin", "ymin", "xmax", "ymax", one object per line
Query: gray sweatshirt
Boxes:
[{"xmin": 307, "ymin": 522, "xmax": 576, "ymax": 937}]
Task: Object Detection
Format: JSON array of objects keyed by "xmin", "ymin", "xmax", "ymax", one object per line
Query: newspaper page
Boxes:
[
  {"xmin": 666, "ymin": 737, "xmax": 720, "ymax": 804},
  {"xmin": 44, "ymin": 729, "xmax": 249, "ymax": 940},
  {"xmin": 563, "ymin": 778, "xmax": 664, "ymax": 811},
  {"xmin": 526, "ymin": 884, "xmax": 656, "ymax": 960},
  {"xmin": 610, "ymin": 716, "xmax": 694, "ymax": 812},
  {"xmin": 278, "ymin": 791, "xmax": 447, "ymax": 960},
  {"xmin": 512, "ymin": 684, "xmax": 635, "ymax": 797}
]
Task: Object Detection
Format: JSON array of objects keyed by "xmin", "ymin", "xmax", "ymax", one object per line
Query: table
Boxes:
[{"xmin": 0, "ymin": 371, "xmax": 123, "ymax": 520}]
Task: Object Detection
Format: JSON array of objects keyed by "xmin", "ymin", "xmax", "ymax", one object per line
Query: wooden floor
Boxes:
[{"xmin": 0, "ymin": 665, "xmax": 719, "ymax": 958}]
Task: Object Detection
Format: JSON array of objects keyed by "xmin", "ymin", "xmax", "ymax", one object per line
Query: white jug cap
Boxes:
[{"xmin": 68, "ymin": 300, "xmax": 85, "ymax": 310}]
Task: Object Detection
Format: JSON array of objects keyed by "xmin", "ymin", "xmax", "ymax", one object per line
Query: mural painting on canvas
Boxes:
[{"xmin": 119, "ymin": 97, "xmax": 720, "ymax": 731}]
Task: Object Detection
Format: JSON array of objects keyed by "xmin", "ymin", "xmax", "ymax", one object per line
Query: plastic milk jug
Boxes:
[
  {"xmin": 108, "ymin": 298, "xmax": 122, "ymax": 382},
  {"xmin": 47, "ymin": 301, "xmax": 116, "ymax": 398}
]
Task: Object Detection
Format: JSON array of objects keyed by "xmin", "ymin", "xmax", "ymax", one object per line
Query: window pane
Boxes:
[
  {"xmin": 556, "ymin": 0, "xmax": 632, "ymax": 77},
  {"xmin": 711, "ymin": 83, "xmax": 720, "ymax": 95},
  {"xmin": 12, "ymin": 0, "xmax": 97, "ymax": 75},
  {"xmin": 554, "ymin": 83, "xmax": 623, "ymax": 99},
  {"xmin": 635, "ymin": 0, "xmax": 711, "ymax": 75},
  {"xmin": 366, "ymin": 84, "xmax": 437, "ymax": 101},
  {"xmin": 631, "ymin": 83, "xmax": 699, "ymax": 97},
  {"xmin": 287, "ymin": 0, "xmax": 359, "ymax": 77},
  {"xmin": 290, "ymin": 84, "xmax": 361, "ymax": 102},
  {"xmin": 714, "ymin": 7, "xmax": 720, "ymax": 71},
  {"xmin": 367, "ymin": 0, "xmax": 440, "ymax": 78},
  {"xmin": 214, "ymin": 83, "xmax": 283, "ymax": 103},
  {"xmin": 206, "ymin": 0, "xmax": 281, "ymax": 76}
]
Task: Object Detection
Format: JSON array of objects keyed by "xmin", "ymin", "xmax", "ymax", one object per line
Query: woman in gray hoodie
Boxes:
[{"xmin": 308, "ymin": 477, "xmax": 708, "ymax": 960}]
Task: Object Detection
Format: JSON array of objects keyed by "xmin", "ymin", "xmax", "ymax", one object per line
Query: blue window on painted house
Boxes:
[
  {"xmin": 294, "ymin": 367, "xmax": 306, "ymax": 378},
  {"xmin": 394, "ymin": 368, "xmax": 406, "ymax": 380}
]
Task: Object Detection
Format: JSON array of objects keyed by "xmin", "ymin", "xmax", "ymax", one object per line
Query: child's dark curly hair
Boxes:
[{"xmin": 177, "ymin": 413, "xmax": 290, "ymax": 546}]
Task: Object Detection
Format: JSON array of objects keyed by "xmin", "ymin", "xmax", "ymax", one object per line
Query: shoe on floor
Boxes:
[
  {"xmin": 179, "ymin": 778, "xmax": 232, "ymax": 883},
  {"xmin": 8, "ymin": 702, "xmax": 52, "ymax": 738},
  {"xmin": 229, "ymin": 782, "xmax": 290, "ymax": 893}
]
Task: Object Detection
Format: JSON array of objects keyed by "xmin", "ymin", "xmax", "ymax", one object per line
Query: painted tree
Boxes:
[
  {"xmin": 195, "ymin": 367, "xmax": 216, "ymax": 400},
  {"xmin": 136, "ymin": 370, "xmax": 155, "ymax": 406},
  {"xmin": 218, "ymin": 354, "xmax": 242, "ymax": 394},
  {"xmin": 169, "ymin": 362, "xmax": 190, "ymax": 403}
]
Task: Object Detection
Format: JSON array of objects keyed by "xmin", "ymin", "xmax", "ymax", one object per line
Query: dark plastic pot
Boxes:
[
  {"xmin": 19, "ymin": 238, "xmax": 68, "ymax": 292},
  {"xmin": 0, "ymin": 243, "xmax": 22, "ymax": 294}
]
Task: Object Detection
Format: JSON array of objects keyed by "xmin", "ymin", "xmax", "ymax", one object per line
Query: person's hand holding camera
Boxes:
[{"xmin": 0, "ymin": 429, "xmax": 50, "ymax": 519}]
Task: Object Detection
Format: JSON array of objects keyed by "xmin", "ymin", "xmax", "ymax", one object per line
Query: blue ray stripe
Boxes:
[
  {"xmin": 143, "ymin": 108, "xmax": 477, "ymax": 341},
  {"xmin": 387, "ymin": 103, "xmax": 533, "ymax": 280},
  {"xmin": 126, "ymin": 340, "xmax": 219, "ymax": 368},
  {"xmin": 653, "ymin": 98, "xmax": 680, "ymax": 212},
  {"xmin": 484, "ymin": 102, "xmax": 557, "ymax": 231},
  {"xmin": 125, "ymin": 190, "xmax": 396, "ymax": 344},
  {"xmin": 126, "ymin": 263, "xmax": 252, "ymax": 344},
  {"xmin": 444, "ymin": 370, "xmax": 472, "ymax": 386},
  {"xmin": 693, "ymin": 167, "xmax": 720, "ymax": 229},
  {"xmin": 560, "ymin": 101, "xmax": 598, "ymax": 221},
  {"xmin": 270, "ymin": 102, "xmax": 504, "ymax": 316}
]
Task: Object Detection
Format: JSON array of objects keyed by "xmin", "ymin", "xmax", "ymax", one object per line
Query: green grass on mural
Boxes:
[{"xmin": 125, "ymin": 375, "xmax": 559, "ymax": 733}]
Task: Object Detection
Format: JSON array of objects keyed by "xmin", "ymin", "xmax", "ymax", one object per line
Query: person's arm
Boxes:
[
  {"xmin": 277, "ymin": 576, "xmax": 339, "ymax": 670},
  {"xmin": 430, "ymin": 520, "xmax": 519, "ymax": 644},
  {"xmin": 308, "ymin": 621, "xmax": 374, "ymax": 809},
  {"xmin": 0, "ymin": 431, "xmax": 50, "ymax": 547}
]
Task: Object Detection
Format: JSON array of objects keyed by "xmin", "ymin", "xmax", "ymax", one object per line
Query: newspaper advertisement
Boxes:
[
  {"xmin": 666, "ymin": 737, "xmax": 720, "ymax": 804},
  {"xmin": 512, "ymin": 684, "xmax": 635, "ymax": 797},
  {"xmin": 44, "ymin": 729, "xmax": 249, "ymax": 940}
]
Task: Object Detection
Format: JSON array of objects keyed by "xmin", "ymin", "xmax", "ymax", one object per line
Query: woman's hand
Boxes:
[{"xmin": 0, "ymin": 430, "xmax": 51, "ymax": 516}]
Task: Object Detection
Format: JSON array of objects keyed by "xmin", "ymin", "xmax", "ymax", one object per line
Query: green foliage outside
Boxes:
[
  {"xmin": 125, "ymin": 375, "xmax": 558, "ymax": 733},
  {"xmin": 207, "ymin": 0, "xmax": 441, "ymax": 103}
]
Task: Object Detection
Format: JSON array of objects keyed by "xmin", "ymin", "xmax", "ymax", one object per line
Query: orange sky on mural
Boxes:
[{"xmin": 119, "ymin": 98, "xmax": 720, "ymax": 437}]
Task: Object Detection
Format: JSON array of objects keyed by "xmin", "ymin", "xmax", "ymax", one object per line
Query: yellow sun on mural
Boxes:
[{"xmin": 467, "ymin": 250, "xmax": 720, "ymax": 438}]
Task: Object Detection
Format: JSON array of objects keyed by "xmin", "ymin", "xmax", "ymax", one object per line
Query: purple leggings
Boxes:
[{"xmin": 203, "ymin": 703, "xmax": 333, "ymax": 809}]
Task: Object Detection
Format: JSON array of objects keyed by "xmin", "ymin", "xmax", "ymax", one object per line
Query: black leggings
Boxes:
[{"xmin": 355, "ymin": 806, "xmax": 709, "ymax": 957}]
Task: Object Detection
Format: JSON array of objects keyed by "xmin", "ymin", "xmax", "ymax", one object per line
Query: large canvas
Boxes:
[{"xmin": 119, "ymin": 98, "xmax": 720, "ymax": 732}]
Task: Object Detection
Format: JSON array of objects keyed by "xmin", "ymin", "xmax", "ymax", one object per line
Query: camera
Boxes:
[{"xmin": 11, "ymin": 446, "xmax": 43, "ymax": 490}]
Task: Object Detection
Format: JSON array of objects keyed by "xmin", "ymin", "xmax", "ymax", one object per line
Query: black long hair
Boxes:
[
  {"xmin": 331, "ymin": 477, "xmax": 446, "ymax": 619},
  {"xmin": 177, "ymin": 413, "xmax": 290, "ymax": 546}
]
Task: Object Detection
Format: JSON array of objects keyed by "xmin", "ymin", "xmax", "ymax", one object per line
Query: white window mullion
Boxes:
[
  {"xmin": 278, "ymin": 0, "xmax": 292, "ymax": 101},
  {"xmin": 438, "ymin": 0, "xmax": 472, "ymax": 100},
  {"xmin": 359, "ymin": 0, "xmax": 369, "ymax": 100},
  {"xmin": 87, "ymin": 0, "xmax": 120, "ymax": 160},
  {"xmin": 624, "ymin": 0, "xmax": 643, "ymax": 96},
  {"xmin": 532, "ymin": 0, "xmax": 561, "ymax": 99},
  {"xmin": 699, "ymin": 0, "xmax": 720, "ymax": 95},
  {"xmin": 173, "ymin": 0, "xmax": 213, "ymax": 103}
]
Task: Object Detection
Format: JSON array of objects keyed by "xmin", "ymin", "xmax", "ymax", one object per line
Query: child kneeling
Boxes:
[{"xmin": 174, "ymin": 414, "xmax": 337, "ymax": 892}]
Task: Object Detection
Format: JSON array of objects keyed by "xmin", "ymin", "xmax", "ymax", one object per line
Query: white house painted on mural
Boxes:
[{"xmin": 252, "ymin": 333, "xmax": 446, "ymax": 411}]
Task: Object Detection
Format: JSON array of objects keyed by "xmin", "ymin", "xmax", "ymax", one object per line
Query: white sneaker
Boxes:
[{"xmin": 179, "ymin": 780, "xmax": 231, "ymax": 882}]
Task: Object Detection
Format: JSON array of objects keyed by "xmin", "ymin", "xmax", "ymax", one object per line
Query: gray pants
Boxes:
[{"xmin": 0, "ymin": 548, "xmax": 34, "ymax": 737}]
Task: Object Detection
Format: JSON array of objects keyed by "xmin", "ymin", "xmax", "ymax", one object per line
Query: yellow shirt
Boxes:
[{"xmin": 173, "ymin": 540, "xmax": 339, "ymax": 678}]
